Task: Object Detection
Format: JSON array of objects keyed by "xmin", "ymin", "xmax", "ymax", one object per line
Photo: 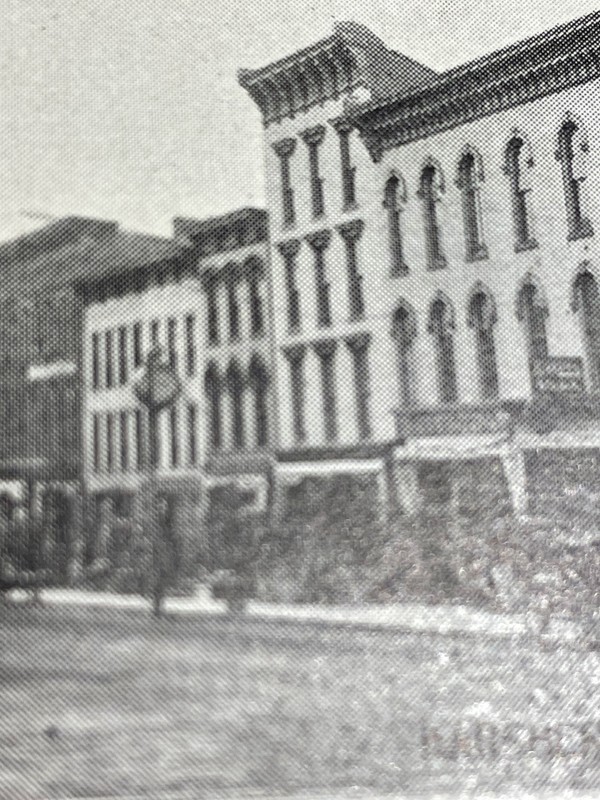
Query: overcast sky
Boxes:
[{"xmin": 1, "ymin": 0, "xmax": 599, "ymax": 241}]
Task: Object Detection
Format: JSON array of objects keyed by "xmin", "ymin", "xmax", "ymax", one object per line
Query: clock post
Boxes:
[{"xmin": 134, "ymin": 345, "xmax": 181, "ymax": 617}]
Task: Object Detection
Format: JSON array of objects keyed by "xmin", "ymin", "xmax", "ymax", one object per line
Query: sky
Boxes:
[{"xmin": 1, "ymin": 0, "xmax": 599, "ymax": 242}]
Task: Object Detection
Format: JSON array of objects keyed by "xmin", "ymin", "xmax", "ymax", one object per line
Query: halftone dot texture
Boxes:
[{"xmin": 1, "ymin": 6, "xmax": 600, "ymax": 799}]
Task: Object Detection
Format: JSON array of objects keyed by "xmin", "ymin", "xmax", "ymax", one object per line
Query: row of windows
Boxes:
[
  {"xmin": 91, "ymin": 403, "xmax": 198, "ymax": 473},
  {"xmin": 204, "ymin": 356, "xmax": 270, "ymax": 450},
  {"xmin": 283, "ymin": 335, "xmax": 371, "ymax": 445},
  {"xmin": 382, "ymin": 117, "xmax": 593, "ymax": 274},
  {"xmin": 272, "ymin": 120, "xmax": 356, "ymax": 226},
  {"xmin": 91, "ymin": 315, "xmax": 197, "ymax": 390},
  {"xmin": 202, "ymin": 262, "xmax": 266, "ymax": 346},
  {"xmin": 279, "ymin": 220, "xmax": 365, "ymax": 333}
]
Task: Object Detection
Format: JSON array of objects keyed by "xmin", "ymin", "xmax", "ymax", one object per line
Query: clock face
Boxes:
[{"xmin": 134, "ymin": 361, "xmax": 181, "ymax": 410}]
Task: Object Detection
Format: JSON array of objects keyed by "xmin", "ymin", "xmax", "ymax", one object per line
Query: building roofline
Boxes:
[{"xmin": 349, "ymin": 11, "xmax": 600, "ymax": 160}]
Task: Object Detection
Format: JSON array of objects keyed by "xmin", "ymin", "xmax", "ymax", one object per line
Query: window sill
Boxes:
[{"xmin": 514, "ymin": 238, "xmax": 538, "ymax": 253}]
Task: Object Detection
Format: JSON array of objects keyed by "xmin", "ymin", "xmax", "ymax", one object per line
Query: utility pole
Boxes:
[{"xmin": 134, "ymin": 345, "xmax": 181, "ymax": 617}]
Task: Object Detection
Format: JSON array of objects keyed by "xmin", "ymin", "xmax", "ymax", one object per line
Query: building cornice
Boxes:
[{"xmin": 350, "ymin": 13, "xmax": 600, "ymax": 161}]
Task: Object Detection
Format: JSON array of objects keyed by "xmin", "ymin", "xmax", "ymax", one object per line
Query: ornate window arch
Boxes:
[
  {"xmin": 572, "ymin": 262, "xmax": 600, "ymax": 390},
  {"xmin": 556, "ymin": 113, "xmax": 594, "ymax": 241},
  {"xmin": 456, "ymin": 145, "xmax": 487, "ymax": 261},
  {"xmin": 383, "ymin": 171, "xmax": 408, "ymax": 276},
  {"xmin": 504, "ymin": 129, "xmax": 537, "ymax": 251},
  {"xmin": 391, "ymin": 299, "xmax": 417, "ymax": 406},
  {"xmin": 428, "ymin": 291, "xmax": 457, "ymax": 404},
  {"xmin": 418, "ymin": 158, "xmax": 446, "ymax": 270},
  {"xmin": 467, "ymin": 282, "xmax": 498, "ymax": 400}
]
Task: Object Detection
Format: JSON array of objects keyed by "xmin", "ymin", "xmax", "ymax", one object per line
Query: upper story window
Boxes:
[
  {"xmin": 204, "ymin": 362, "xmax": 222, "ymax": 450},
  {"xmin": 150, "ymin": 319, "xmax": 160, "ymax": 349},
  {"xmin": 119, "ymin": 410, "xmax": 129, "ymax": 471},
  {"xmin": 272, "ymin": 138, "xmax": 297, "ymax": 227},
  {"xmin": 337, "ymin": 220, "xmax": 365, "ymax": 321},
  {"xmin": 384, "ymin": 174, "xmax": 408, "ymax": 276},
  {"xmin": 391, "ymin": 301, "xmax": 417, "ymax": 407},
  {"xmin": 185, "ymin": 314, "xmax": 196, "ymax": 376},
  {"xmin": 187, "ymin": 403, "xmax": 198, "ymax": 465},
  {"xmin": 572, "ymin": 268, "xmax": 600, "ymax": 391},
  {"xmin": 306, "ymin": 230, "xmax": 332, "ymax": 328},
  {"xmin": 167, "ymin": 317, "xmax": 177, "ymax": 369},
  {"xmin": 279, "ymin": 240, "xmax": 302, "ymax": 333},
  {"xmin": 300, "ymin": 125, "xmax": 326, "ymax": 218},
  {"xmin": 105, "ymin": 330, "xmax": 114, "ymax": 389},
  {"xmin": 456, "ymin": 148, "xmax": 488, "ymax": 262},
  {"xmin": 504, "ymin": 133, "xmax": 537, "ymax": 252},
  {"xmin": 283, "ymin": 344, "xmax": 306, "ymax": 444},
  {"xmin": 516, "ymin": 277, "xmax": 548, "ymax": 383},
  {"xmin": 418, "ymin": 161, "xmax": 447, "ymax": 270},
  {"xmin": 467, "ymin": 286, "xmax": 498, "ymax": 400},
  {"xmin": 225, "ymin": 360, "xmax": 245, "ymax": 449},
  {"xmin": 428, "ymin": 294, "xmax": 457, "ymax": 404},
  {"xmin": 556, "ymin": 116, "xmax": 594, "ymax": 241},
  {"xmin": 313, "ymin": 339, "xmax": 338, "ymax": 442},
  {"xmin": 91, "ymin": 332, "xmax": 100, "ymax": 390},
  {"xmin": 118, "ymin": 326, "xmax": 128, "ymax": 386},
  {"xmin": 226, "ymin": 271, "xmax": 241, "ymax": 341},
  {"xmin": 201, "ymin": 270, "xmax": 220, "ymax": 346},
  {"xmin": 333, "ymin": 119, "xmax": 356, "ymax": 210},
  {"xmin": 132, "ymin": 321, "xmax": 143, "ymax": 369},
  {"xmin": 246, "ymin": 258, "xmax": 265, "ymax": 337},
  {"xmin": 249, "ymin": 355, "xmax": 269, "ymax": 447},
  {"xmin": 345, "ymin": 333, "xmax": 372, "ymax": 440}
]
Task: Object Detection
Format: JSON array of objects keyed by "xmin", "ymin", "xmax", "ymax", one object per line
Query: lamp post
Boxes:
[{"xmin": 134, "ymin": 345, "xmax": 181, "ymax": 617}]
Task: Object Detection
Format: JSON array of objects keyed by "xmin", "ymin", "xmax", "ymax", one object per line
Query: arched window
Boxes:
[
  {"xmin": 573, "ymin": 270, "xmax": 600, "ymax": 390},
  {"xmin": 204, "ymin": 363, "xmax": 222, "ymax": 450},
  {"xmin": 383, "ymin": 174, "xmax": 407, "ymax": 276},
  {"xmin": 468, "ymin": 288, "xmax": 498, "ymax": 400},
  {"xmin": 456, "ymin": 149, "xmax": 487, "ymax": 261},
  {"xmin": 516, "ymin": 280, "xmax": 548, "ymax": 380},
  {"xmin": 225, "ymin": 361, "xmax": 245, "ymax": 449},
  {"xmin": 391, "ymin": 301, "xmax": 417, "ymax": 406},
  {"xmin": 419, "ymin": 162, "xmax": 446, "ymax": 270},
  {"xmin": 428, "ymin": 295, "xmax": 457, "ymax": 404},
  {"xmin": 556, "ymin": 117, "xmax": 594, "ymax": 241},
  {"xmin": 249, "ymin": 356, "xmax": 269, "ymax": 447},
  {"xmin": 504, "ymin": 134, "xmax": 537, "ymax": 251}
]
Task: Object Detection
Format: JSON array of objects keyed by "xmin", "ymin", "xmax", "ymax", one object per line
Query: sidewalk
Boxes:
[{"xmin": 18, "ymin": 585, "xmax": 582, "ymax": 642}]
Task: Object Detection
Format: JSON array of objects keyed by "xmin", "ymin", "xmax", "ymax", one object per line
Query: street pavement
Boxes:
[{"xmin": 10, "ymin": 584, "xmax": 583, "ymax": 642}]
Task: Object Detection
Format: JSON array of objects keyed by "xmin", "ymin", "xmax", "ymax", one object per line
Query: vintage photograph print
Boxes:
[{"xmin": 1, "ymin": 1, "xmax": 600, "ymax": 798}]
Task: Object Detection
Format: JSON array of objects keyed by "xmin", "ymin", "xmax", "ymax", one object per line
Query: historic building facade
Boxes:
[
  {"xmin": 80, "ymin": 209, "xmax": 273, "ymax": 579},
  {"xmin": 239, "ymin": 12, "xmax": 600, "ymax": 554}
]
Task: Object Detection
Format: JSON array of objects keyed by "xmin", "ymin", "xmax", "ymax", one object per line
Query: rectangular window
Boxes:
[
  {"xmin": 185, "ymin": 314, "xmax": 196, "ymax": 376},
  {"xmin": 272, "ymin": 138, "xmax": 296, "ymax": 226},
  {"xmin": 135, "ymin": 408, "xmax": 144, "ymax": 470},
  {"xmin": 106, "ymin": 413, "xmax": 115, "ymax": 472},
  {"xmin": 287, "ymin": 352, "xmax": 306, "ymax": 443},
  {"xmin": 120, "ymin": 410, "xmax": 129, "ymax": 471},
  {"xmin": 315, "ymin": 344, "xmax": 337, "ymax": 441},
  {"xmin": 133, "ymin": 321, "xmax": 143, "ymax": 369},
  {"xmin": 227, "ymin": 283, "xmax": 240, "ymax": 340},
  {"xmin": 169, "ymin": 405, "xmax": 179, "ymax": 467},
  {"xmin": 187, "ymin": 403, "xmax": 197, "ymax": 465},
  {"xmin": 337, "ymin": 124, "xmax": 356, "ymax": 209},
  {"xmin": 118, "ymin": 326, "xmax": 128, "ymax": 385},
  {"xmin": 92, "ymin": 414, "xmax": 101, "ymax": 472},
  {"xmin": 167, "ymin": 317, "xmax": 177, "ymax": 369},
  {"xmin": 301, "ymin": 126, "xmax": 326, "ymax": 218},
  {"xmin": 207, "ymin": 288, "xmax": 219, "ymax": 345},
  {"xmin": 150, "ymin": 319, "xmax": 160, "ymax": 349},
  {"xmin": 349, "ymin": 343, "xmax": 371, "ymax": 439},
  {"xmin": 105, "ymin": 330, "xmax": 114, "ymax": 388},
  {"xmin": 315, "ymin": 251, "xmax": 331, "ymax": 327},
  {"xmin": 92, "ymin": 332, "xmax": 100, "ymax": 390}
]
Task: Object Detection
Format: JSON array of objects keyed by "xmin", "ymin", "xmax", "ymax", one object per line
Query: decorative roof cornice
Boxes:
[
  {"xmin": 349, "ymin": 12, "xmax": 600, "ymax": 162},
  {"xmin": 238, "ymin": 22, "xmax": 435, "ymax": 127}
]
